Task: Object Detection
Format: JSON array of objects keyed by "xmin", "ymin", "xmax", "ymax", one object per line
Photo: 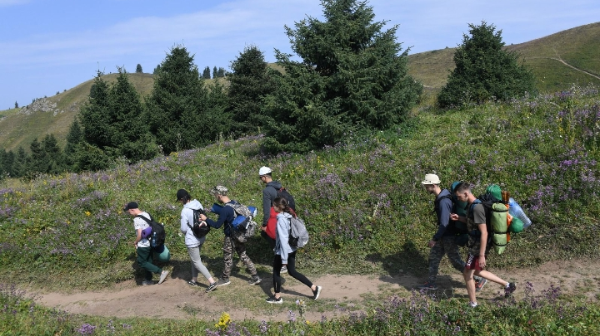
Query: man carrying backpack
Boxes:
[
  {"xmin": 450, "ymin": 182, "xmax": 516, "ymax": 308},
  {"xmin": 259, "ymin": 166, "xmax": 295, "ymax": 273},
  {"xmin": 124, "ymin": 202, "xmax": 169, "ymax": 286},
  {"xmin": 199, "ymin": 186, "xmax": 262, "ymax": 287},
  {"xmin": 418, "ymin": 174, "xmax": 486, "ymax": 291}
]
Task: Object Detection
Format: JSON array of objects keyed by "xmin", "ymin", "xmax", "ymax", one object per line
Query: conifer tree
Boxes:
[
  {"xmin": 136, "ymin": 64, "xmax": 143, "ymax": 73},
  {"xmin": 42, "ymin": 134, "xmax": 65, "ymax": 174},
  {"xmin": 262, "ymin": 0, "xmax": 422, "ymax": 153},
  {"xmin": 213, "ymin": 66, "xmax": 218, "ymax": 79},
  {"xmin": 227, "ymin": 45, "xmax": 275, "ymax": 135},
  {"xmin": 29, "ymin": 138, "xmax": 50, "ymax": 175},
  {"xmin": 64, "ymin": 119, "xmax": 83, "ymax": 170},
  {"xmin": 217, "ymin": 67, "xmax": 226, "ymax": 77},
  {"xmin": 202, "ymin": 66, "xmax": 211, "ymax": 79},
  {"xmin": 437, "ymin": 22, "xmax": 536, "ymax": 108},
  {"xmin": 14, "ymin": 147, "xmax": 28, "ymax": 178},
  {"xmin": 146, "ymin": 46, "xmax": 229, "ymax": 154},
  {"xmin": 14, "ymin": 101, "xmax": 18, "ymax": 109}
]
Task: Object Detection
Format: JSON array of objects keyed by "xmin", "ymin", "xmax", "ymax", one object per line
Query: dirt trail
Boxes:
[{"xmin": 35, "ymin": 257, "xmax": 599, "ymax": 322}]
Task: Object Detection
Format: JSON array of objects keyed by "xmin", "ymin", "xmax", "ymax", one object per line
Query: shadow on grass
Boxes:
[{"xmin": 367, "ymin": 241, "xmax": 466, "ymax": 296}]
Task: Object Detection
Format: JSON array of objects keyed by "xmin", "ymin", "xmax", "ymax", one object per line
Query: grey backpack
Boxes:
[
  {"xmin": 225, "ymin": 201, "xmax": 257, "ymax": 243},
  {"xmin": 288, "ymin": 216, "xmax": 309, "ymax": 248}
]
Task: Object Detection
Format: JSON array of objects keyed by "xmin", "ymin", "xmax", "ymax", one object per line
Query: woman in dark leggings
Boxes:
[{"xmin": 266, "ymin": 197, "xmax": 322, "ymax": 304}]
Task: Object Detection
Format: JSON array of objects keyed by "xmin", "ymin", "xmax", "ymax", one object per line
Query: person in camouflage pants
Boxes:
[
  {"xmin": 418, "ymin": 174, "xmax": 486, "ymax": 291},
  {"xmin": 200, "ymin": 186, "xmax": 261, "ymax": 287},
  {"xmin": 222, "ymin": 235, "xmax": 257, "ymax": 280}
]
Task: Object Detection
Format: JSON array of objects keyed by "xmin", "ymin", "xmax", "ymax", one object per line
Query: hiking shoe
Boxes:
[
  {"xmin": 158, "ymin": 270, "xmax": 170, "ymax": 285},
  {"xmin": 142, "ymin": 280, "xmax": 154, "ymax": 286},
  {"xmin": 312, "ymin": 285, "xmax": 322, "ymax": 300},
  {"xmin": 417, "ymin": 282, "xmax": 438, "ymax": 290},
  {"xmin": 505, "ymin": 282, "xmax": 517, "ymax": 298},
  {"xmin": 248, "ymin": 275, "xmax": 262, "ymax": 285},
  {"xmin": 217, "ymin": 278, "xmax": 231, "ymax": 287},
  {"xmin": 205, "ymin": 282, "xmax": 218, "ymax": 293},
  {"xmin": 281, "ymin": 265, "xmax": 288, "ymax": 274},
  {"xmin": 475, "ymin": 278, "xmax": 488, "ymax": 292},
  {"xmin": 188, "ymin": 280, "xmax": 201, "ymax": 287},
  {"xmin": 266, "ymin": 296, "xmax": 283, "ymax": 304}
]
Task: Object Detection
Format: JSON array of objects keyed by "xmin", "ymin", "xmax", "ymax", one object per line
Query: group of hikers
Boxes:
[
  {"xmin": 421, "ymin": 174, "xmax": 517, "ymax": 308},
  {"xmin": 124, "ymin": 166, "xmax": 321, "ymax": 304},
  {"xmin": 125, "ymin": 168, "xmax": 518, "ymax": 307}
]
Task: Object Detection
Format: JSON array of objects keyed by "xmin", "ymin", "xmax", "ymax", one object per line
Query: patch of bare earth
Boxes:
[{"xmin": 34, "ymin": 257, "xmax": 597, "ymax": 322}]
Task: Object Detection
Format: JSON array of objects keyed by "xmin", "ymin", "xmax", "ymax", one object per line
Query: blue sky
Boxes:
[{"xmin": 1, "ymin": 0, "xmax": 599, "ymax": 110}]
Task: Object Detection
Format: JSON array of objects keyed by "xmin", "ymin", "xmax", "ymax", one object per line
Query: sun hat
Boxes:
[
  {"xmin": 258, "ymin": 166, "xmax": 272, "ymax": 176},
  {"xmin": 421, "ymin": 174, "xmax": 441, "ymax": 185}
]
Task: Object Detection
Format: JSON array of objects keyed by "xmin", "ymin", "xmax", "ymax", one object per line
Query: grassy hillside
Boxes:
[
  {"xmin": 0, "ymin": 73, "xmax": 155, "ymax": 152},
  {"xmin": 408, "ymin": 22, "xmax": 600, "ymax": 92}
]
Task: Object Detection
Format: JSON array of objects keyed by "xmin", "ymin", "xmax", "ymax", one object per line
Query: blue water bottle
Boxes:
[{"xmin": 508, "ymin": 198, "xmax": 532, "ymax": 229}]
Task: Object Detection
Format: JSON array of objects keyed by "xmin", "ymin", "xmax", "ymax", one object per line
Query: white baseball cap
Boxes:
[
  {"xmin": 421, "ymin": 174, "xmax": 441, "ymax": 185},
  {"xmin": 259, "ymin": 166, "xmax": 272, "ymax": 176}
]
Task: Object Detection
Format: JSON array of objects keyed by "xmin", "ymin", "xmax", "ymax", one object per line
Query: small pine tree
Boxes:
[
  {"xmin": 213, "ymin": 66, "xmax": 218, "ymax": 79},
  {"xmin": 14, "ymin": 101, "xmax": 18, "ymax": 109},
  {"xmin": 202, "ymin": 66, "xmax": 211, "ymax": 79},
  {"xmin": 217, "ymin": 67, "xmax": 226, "ymax": 78},
  {"xmin": 136, "ymin": 64, "xmax": 143, "ymax": 73},
  {"xmin": 437, "ymin": 22, "xmax": 536, "ymax": 108}
]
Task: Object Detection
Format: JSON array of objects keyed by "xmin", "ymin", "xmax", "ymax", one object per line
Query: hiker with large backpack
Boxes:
[
  {"xmin": 450, "ymin": 183, "xmax": 517, "ymax": 308},
  {"xmin": 266, "ymin": 197, "xmax": 321, "ymax": 304},
  {"xmin": 123, "ymin": 202, "xmax": 169, "ymax": 286},
  {"xmin": 259, "ymin": 166, "xmax": 295, "ymax": 273},
  {"xmin": 199, "ymin": 186, "xmax": 262, "ymax": 287},
  {"xmin": 418, "ymin": 174, "xmax": 487, "ymax": 292},
  {"xmin": 176, "ymin": 189, "xmax": 218, "ymax": 293}
]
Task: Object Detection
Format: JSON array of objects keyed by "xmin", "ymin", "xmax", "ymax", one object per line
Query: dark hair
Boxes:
[
  {"xmin": 176, "ymin": 188, "xmax": 191, "ymax": 203},
  {"xmin": 454, "ymin": 182, "xmax": 471, "ymax": 194},
  {"xmin": 273, "ymin": 197, "xmax": 292, "ymax": 214}
]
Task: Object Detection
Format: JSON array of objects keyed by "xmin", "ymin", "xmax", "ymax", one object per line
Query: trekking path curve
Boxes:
[{"xmin": 34, "ymin": 257, "xmax": 598, "ymax": 322}]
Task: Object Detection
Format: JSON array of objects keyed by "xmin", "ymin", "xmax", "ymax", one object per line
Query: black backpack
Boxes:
[
  {"xmin": 276, "ymin": 187, "xmax": 296, "ymax": 212},
  {"xmin": 136, "ymin": 214, "xmax": 166, "ymax": 249},
  {"xmin": 189, "ymin": 209, "xmax": 210, "ymax": 239}
]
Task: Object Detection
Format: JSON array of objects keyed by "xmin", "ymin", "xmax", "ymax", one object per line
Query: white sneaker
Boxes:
[
  {"xmin": 312, "ymin": 285, "xmax": 322, "ymax": 300},
  {"xmin": 142, "ymin": 280, "xmax": 154, "ymax": 286},
  {"xmin": 158, "ymin": 270, "xmax": 170, "ymax": 284}
]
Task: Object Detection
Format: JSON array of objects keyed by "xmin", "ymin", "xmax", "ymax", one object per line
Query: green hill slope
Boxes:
[
  {"xmin": 0, "ymin": 73, "xmax": 155, "ymax": 152},
  {"xmin": 1, "ymin": 84, "xmax": 599, "ymax": 291},
  {"xmin": 408, "ymin": 22, "xmax": 600, "ymax": 92}
]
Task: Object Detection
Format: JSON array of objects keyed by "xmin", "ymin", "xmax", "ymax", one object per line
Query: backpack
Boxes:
[
  {"xmin": 468, "ymin": 193, "xmax": 510, "ymax": 255},
  {"xmin": 225, "ymin": 201, "xmax": 257, "ymax": 243},
  {"xmin": 288, "ymin": 216, "xmax": 309, "ymax": 248},
  {"xmin": 136, "ymin": 214, "xmax": 166, "ymax": 250},
  {"xmin": 189, "ymin": 209, "xmax": 210, "ymax": 239},
  {"xmin": 434, "ymin": 188, "xmax": 468, "ymax": 246},
  {"xmin": 276, "ymin": 187, "xmax": 296, "ymax": 212}
]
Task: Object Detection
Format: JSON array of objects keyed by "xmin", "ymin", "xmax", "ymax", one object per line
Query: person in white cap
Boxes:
[{"xmin": 417, "ymin": 174, "xmax": 486, "ymax": 292}]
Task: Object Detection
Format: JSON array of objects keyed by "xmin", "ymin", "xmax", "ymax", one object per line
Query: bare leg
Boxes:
[
  {"xmin": 475, "ymin": 270, "xmax": 508, "ymax": 287},
  {"xmin": 463, "ymin": 268, "xmax": 477, "ymax": 303}
]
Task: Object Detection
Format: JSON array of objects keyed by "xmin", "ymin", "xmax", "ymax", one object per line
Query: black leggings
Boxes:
[{"xmin": 273, "ymin": 251, "xmax": 312, "ymax": 294}]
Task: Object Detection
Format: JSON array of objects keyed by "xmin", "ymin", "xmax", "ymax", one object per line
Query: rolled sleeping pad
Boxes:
[
  {"xmin": 153, "ymin": 245, "xmax": 171, "ymax": 263},
  {"xmin": 491, "ymin": 203, "xmax": 509, "ymax": 255}
]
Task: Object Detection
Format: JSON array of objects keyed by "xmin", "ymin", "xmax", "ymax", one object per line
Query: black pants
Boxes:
[{"xmin": 273, "ymin": 251, "xmax": 312, "ymax": 294}]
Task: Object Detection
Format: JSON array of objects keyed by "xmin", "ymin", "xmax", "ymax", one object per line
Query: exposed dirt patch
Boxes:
[{"xmin": 34, "ymin": 257, "xmax": 597, "ymax": 322}]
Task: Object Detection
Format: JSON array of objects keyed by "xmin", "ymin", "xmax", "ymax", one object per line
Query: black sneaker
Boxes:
[
  {"xmin": 205, "ymin": 282, "xmax": 218, "ymax": 293},
  {"xmin": 266, "ymin": 296, "xmax": 283, "ymax": 304},
  {"xmin": 505, "ymin": 282, "xmax": 516, "ymax": 298},
  {"xmin": 187, "ymin": 280, "xmax": 201, "ymax": 287},
  {"xmin": 217, "ymin": 278, "xmax": 231, "ymax": 287},
  {"xmin": 312, "ymin": 285, "xmax": 322, "ymax": 300},
  {"xmin": 248, "ymin": 275, "xmax": 262, "ymax": 285}
]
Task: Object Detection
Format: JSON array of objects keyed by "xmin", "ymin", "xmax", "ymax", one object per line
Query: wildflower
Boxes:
[
  {"xmin": 215, "ymin": 312, "xmax": 231, "ymax": 330},
  {"xmin": 85, "ymin": 211, "xmax": 91, "ymax": 216}
]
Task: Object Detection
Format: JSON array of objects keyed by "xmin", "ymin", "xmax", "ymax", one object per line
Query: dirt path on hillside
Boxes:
[{"xmin": 32, "ymin": 257, "xmax": 600, "ymax": 322}]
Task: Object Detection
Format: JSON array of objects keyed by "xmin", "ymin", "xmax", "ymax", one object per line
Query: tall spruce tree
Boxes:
[
  {"xmin": 42, "ymin": 134, "xmax": 65, "ymax": 174},
  {"xmin": 213, "ymin": 66, "xmax": 218, "ymax": 79},
  {"xmin": 145, "ymin": 46, "xmax": 229, "ymax": 154},
  {"xmin": 29, "ymin": 138, "xmax": 50, "ymax": 175},
  {"xmin": 14, "ymin": 147, "xmax": 28, "ymax": 178},
  {"xmin": 227, "ymin": 45, "xmax": 275, "ymax": 136},
  {"xmin": 136, "ymin": 64, "xmax": 143, "ymax": 73},
  {"xmin": 437, "ymin": 22, "xmax": 536, "ymax": 108},
  {"xmin": 262, "ymin": 0, "xmax": 422, "ymax": 153},
  {"xmin": 64, "ymin": 119, "xmax": 83, "ymax": 169}
]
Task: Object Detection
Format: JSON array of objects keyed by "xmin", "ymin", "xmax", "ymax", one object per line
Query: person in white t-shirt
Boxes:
[{"xmin": 124, "ymin": 202, "xmax": 169, "ymax": 286}]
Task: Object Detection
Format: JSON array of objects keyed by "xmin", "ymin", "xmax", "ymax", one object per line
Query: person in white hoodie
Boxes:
[
  {"xmin": 266, "ymin": 197, "xmax": 322, "ymax": 304},
  {"xmin": 177, "ymin": 189, "xmax": 218, "ymax": 293}
]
